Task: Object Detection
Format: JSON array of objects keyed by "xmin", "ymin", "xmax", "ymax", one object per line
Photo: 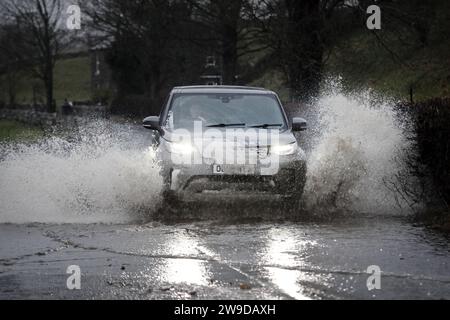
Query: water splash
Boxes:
[
  {"xmin": 0, "ymin": 120, "xmax": 162, "ymax": 224},
  {"xmin": 303, "ymin": 86, "xmax": 414, "ymax": 215},
  {"xmin": 0, "ymin": 87, "xmax": 415, "ymax": 223}
]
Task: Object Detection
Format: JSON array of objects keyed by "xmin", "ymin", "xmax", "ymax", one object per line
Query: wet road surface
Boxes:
[{"xmin": 0, "ymin": 215, "xmax": 449, "ymax": 300}]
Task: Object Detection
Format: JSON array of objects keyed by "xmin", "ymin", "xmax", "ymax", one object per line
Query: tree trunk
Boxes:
[
  {"xmin": 7, "ymin": 71, "xmax": 16, "ymax": 106},
  {"xmin": 284, "ymin": 0, "xmax": 323, "ymax": 102},
  {"xmin": 221, "ymin": 27, "xmax": 238, "ymax": 84},
  {"xmin": 218, "ymin": 0, "xmax": 241, "ymax": 85},
  {"xmin": 45, "ymin": 65, "xmax": 55, "ymax": 113}
]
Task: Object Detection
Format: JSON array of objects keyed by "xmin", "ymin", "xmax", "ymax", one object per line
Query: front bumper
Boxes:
[{"xmin": 160, "ymin": 154, "xmax": 307, "ymax": 201}]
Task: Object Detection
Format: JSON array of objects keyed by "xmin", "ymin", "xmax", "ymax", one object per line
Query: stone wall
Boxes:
[
  {"xmin": 0, "ymin": 109, "xmax": 57, "ymax": 126},
  {"xmin": 0, "ymin": 105, "xmax": 108, "ymax": 127}
]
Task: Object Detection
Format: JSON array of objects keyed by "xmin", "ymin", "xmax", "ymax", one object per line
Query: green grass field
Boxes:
[
  {"xmin": 0, "ymin": 120, "xmax": 44, "ymax": 142},
  {"xmin": 12, "ymin": 55, "xmax": 91, "ymax": 107},
  {"xmin": 325, "ymin": 29, "xmax": 450, "ymax": 101}
]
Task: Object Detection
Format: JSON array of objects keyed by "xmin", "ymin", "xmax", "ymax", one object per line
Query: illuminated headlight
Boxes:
[
  {"xmin": 167, "ymin": 141, "xmax": 196, "ymax": 155},
  {"xmin": 271, "ymin": 143, "xmax": 298, "ymax": 156}
]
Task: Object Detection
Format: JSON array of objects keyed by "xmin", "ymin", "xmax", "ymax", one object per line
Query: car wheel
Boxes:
[
  {"xmin": 161, "ymin": 189, "xmax": 181, "ymax": 213},
  {"xmin": 281, "ymin": 195, "xmax": 301, "ymax": 212},
  {"xmin": 282, "ymin": 180, "xmax": 306, "ymax": 213}
]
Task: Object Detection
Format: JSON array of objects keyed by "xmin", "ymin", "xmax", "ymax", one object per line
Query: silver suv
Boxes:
[{"xmin": 144, "ymin": 86, "xmax": 308, "ymax": 209}]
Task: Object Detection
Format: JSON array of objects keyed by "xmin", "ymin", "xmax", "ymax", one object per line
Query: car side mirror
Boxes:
[
  {"xmin": 143, "ymin": 116, "xmax": 161, "ymax": 132},
  {"xmin": 292, "ymin": 118, "xmax": 308, "ymax": 132}
]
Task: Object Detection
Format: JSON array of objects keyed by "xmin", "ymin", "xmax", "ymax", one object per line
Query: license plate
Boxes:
[
  {"xmin": 213, "ymin": 164, "xmax": 225, "ymax": 175},
  {"xmin": 212, "ymin": 164, "xmax": 256, "ymax": 175}
]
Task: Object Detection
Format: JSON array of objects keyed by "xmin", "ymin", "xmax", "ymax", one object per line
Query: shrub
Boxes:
[
  {"xmin": 396, "ymin": 98, "xmax": 450, "ymax": 209},
  {"xmin": 412, "ymin": 98, "xmax": 450, "ymax": 206}
]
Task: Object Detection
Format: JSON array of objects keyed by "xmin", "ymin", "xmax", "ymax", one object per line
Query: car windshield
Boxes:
[{"xmin": 166, "ymin": 93, "xmax": 286, "ymax": 130}]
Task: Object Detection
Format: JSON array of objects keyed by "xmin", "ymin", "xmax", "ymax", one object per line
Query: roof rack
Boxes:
[{"xmin": 173, "ymin": 85, "xmax": 268, "ymax": 91}]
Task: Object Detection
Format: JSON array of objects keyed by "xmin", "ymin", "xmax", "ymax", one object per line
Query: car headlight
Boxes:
[
  {"xmin": 167, "ymin": 141, "xmax": 196, "ymax": 155},
  {"xmin": 271, "ymin": 143, "xmax": 298, "ymax": 156}
]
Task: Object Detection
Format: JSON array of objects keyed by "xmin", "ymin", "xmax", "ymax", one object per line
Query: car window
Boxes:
[{"xmin": 167, "ymin": 93, "xmax": 286, "ymax": 129}]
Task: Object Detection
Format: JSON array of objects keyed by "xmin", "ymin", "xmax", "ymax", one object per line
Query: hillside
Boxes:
[
  {"xmin": 1, "ymin": 55, "xmax": 91, "ymax": 108},
  {"xmin": 325, "ymin": 2, "xmax": 450, "ymax": 102}
]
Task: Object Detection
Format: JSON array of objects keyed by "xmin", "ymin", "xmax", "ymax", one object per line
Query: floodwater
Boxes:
[
  {"xmin": 0, "ymin": 89, "xmax": 449, "ymax": 299},
  {"xmin": 0, "ymin": 216, "xmax": 449, "ymax": 300}
]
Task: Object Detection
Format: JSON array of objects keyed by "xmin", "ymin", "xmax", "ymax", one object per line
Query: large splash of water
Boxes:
[
  {"xmin": 0, "ymin": 120, "xmax": 162, "ymax": 224},
  {"xmin": 303, "ymin": 87, "xmax": 413, "ymax": 215},
  {"xmin": 0, "ymin": 88, "xmax": 415, "ymax": 224}
]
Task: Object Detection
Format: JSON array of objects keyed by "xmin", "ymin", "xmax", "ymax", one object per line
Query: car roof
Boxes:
[{"xmin": 172, "ymin": 85, "xmax": 275, "ymax": 95}]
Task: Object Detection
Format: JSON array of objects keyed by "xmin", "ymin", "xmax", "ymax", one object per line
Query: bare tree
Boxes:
[
  {"xmin": 183, "ymin": 0, "xmax": 273, "ymax": 85},
  {"xmin": 183, "ymin": 0, "xmax": 245, "ymax": 84},
  {"xmin": 83, "ymin": 0, "xmax": 207, "ymax": 108},
  {"xmin": 0, "ymin": 24, "xmax": 25, "ymax": 105},
  {"xmin": 0, "ymin": 0, "xmax": 66, "ymax": 112},
  {"xmin": 246, "ymin": 0, "xmax": 346, "ymax": 102}
]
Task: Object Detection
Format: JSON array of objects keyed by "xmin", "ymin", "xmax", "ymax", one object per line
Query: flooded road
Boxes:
[
  {"xmin": 1, "ymin": 92, "xmax": 449, "ymax": 300},
  {"xmin": 1, "ymin": 215, "xmax": 449, "ymax": 300}
]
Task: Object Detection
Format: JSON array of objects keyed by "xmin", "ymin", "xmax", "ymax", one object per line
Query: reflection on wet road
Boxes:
[
  {"xmin": 157, "ymin": 231, "xmax": 212, "ymax": 287},
  {"xmin": 262, "ymin": 228, "xmax": 316, "ymax": 300},
  {"xmin": 0, "ymin": 216, "xmax": 449, "ymax": 300}
]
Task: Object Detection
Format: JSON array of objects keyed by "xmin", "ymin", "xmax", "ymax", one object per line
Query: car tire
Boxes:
[
  {"xmin": 282, "ymin": 179, "xmax": 306, "ymax": 213},
  {"xmin": 161, "ymin": 189, "xmax": 181, "ymax": 213}
]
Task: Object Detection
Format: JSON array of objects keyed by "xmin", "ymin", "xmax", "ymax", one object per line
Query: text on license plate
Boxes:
[{"xmin": 212, "ymin": 164, "xmax": 256, "ymax": 175}]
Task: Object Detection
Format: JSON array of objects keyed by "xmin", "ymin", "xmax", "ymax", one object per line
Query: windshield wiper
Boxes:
[
  {"xmin": 207, "ymin": 123, "xmax": 246, "ymax": 128},
  {"xmin": 249, "ymin": 124, "xmax": 283, "ymax": 129}
]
